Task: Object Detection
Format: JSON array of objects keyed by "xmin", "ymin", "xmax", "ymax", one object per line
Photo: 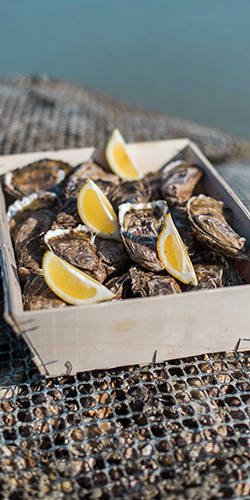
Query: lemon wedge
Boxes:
[
  {"xmin": 43, "ymin": 251, "xmax": 115, "ymax": 305},
  {"xmin": 157, "ymin": 213, "xmax": 198, "ymax": 286},
  {"xmin": 106, "ymin": 128, "xmax": 143, "ymax": 181},
  {"xmin": 77, "ymin": 179, "xmax": 121, "ymax": 240}
]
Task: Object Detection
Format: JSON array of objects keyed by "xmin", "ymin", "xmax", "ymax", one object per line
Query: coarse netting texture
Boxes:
[{"xmin": 1, "ymin": 274, "xmax": 250, "ymax": 500}]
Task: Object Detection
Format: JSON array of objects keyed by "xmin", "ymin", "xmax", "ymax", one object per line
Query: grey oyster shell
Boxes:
[
  {"xmin": 23, "ymin": 273, "xmax": 67, "ymax": 310},
  {"xmin": 108, "ymin": 178, "xmax": 151, "ymax": 213},
  {"xmin": 170, "ymin": 206, "xmax": 198, "ymax": 256},
  {"xmin": 105, "ymin": 272, "xmax": 131, "ymax": 300},
  {"xmin": 64, "ymin": 161, "xmax": 119, "ymax": 199},
  {"xmin": 50, "ymin": 197, "xmax": 81, "ymax": 230},
  {"xmin": 119, "ymin": 201, "xmax": 168, "ymax": 271},
  {"xmin": 44, "ymin": 225, "xmax": 107, "ymax": 283},
  {"xmin": 7, "ymin": 192, "xmax": 61, "ymax": 283},
  {"xmin": 187, "ymin": 251, "xmax": 244, "ymax": 291},
  {"xmin": 187, "ymin": 195, "xmax": 250, "ymax": 261},
  {"xmin": 129, "ymin": 266, "xmax": 181, "ymax": 297},
  {"xmin": 95, "ymin": 236, "xmax": 131, "ymax": 279},
  {"xmin": 5, "ymin": 159, "xmax": 72, "ymax": 199},
  {"xmin": 161, "ymin": 160, "xmax": 203, "ymax": 206}
]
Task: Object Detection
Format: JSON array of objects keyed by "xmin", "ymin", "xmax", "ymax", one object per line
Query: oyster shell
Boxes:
[
  {"xmin": 8, "ymin": 192, "xmax": 61, "ymax": 255},
  {"xmin": 187, "ymin": 195, "xmax": 250, "ymax": 261},
  {"xmin": 95, "ymin": 237, "xmax": 131, "ymax": 279},
  {"xmin": 23, "ymin": 273, "xmax": 67, "ymax": 310},
  {"xmin": 105, "ymin": 272, "xmax": 131, "ymax": 300},
  {"xmin": 44, "ymin": 225, "xmax": 107, "ymax": 283},
  {"xmin": 64, "ymin": 161, "xmax": 119, "ymax": 199},
  {"xmin": 119, "ymin": 201, "xmax": 168, "ymax": 271},
  {"xmin": 161, "ymin": 160, "xmax": 203, "ymax": 206},
  {"xmin": 187, "ymin": 251, "xmax": 243, "ymax": 291},
  {"xmin": 5, "ymin": 159, "xmax": 72, "ymax": 199},
  {"xmin": 170, "ymin": 206, "xmax": 198, "ymax": 256},
  {"xmin": 108, "ymin": 178, "xmax": 151, "ymax": 213},
  {"xmin": 50, "ymin": 197, "xmax": 81, "ymax": 230},
  {"xmin": 129, "ymin": 266, "xmax": 181, "ymax": 297}
]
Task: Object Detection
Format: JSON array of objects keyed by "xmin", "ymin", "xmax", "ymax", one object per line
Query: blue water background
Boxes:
[{"xmin": 1, "ymin": 0, "xmax": 250, "ymax": 139}]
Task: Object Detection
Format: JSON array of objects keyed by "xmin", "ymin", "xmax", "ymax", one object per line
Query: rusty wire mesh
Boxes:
[{"xmin": 1, "ymin": 274, "xmax": 250, "ymax": 500}]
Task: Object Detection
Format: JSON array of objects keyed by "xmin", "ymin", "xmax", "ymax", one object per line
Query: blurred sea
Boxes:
[{"xmin": 1, "ymin": 0, "xmax": 250, "ymax": 139}]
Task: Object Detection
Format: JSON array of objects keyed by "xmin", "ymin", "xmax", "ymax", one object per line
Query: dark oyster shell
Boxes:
[
  {"xmin": 187, "ymin": 251, "xmax": 244, "ymax": 291},
  {"xmin": 5, "ymin": 159, "xmax": 72, "ymax": 199},
  {"xmin": 145, "ymin": 171, "xmax": 162, "ymax": 201},
  {"xmin": 187, "ymin": 195, "xmax": 250, "ymax": 261},
  {"xmin": 129, "ymin": 266, "xmax": 181, "ymax": 297},
  {"xmin": 23, "ymin": 274, "xmax": 67, "ymax": 310},
  {"xmin": 95, "ymin": 237, "xmax": 131, "ymax": 279},
  {"xmin": 17, "ymin": 236, "xmax": 46, "ymax": 283},
  {"xmin": 50, "ymin": 197, "xmax": 81, "ymax": 230},
  {"xmin": 105, "ymin": 272, "xmax": 131, "ymax": 300},
  {"xmin": 161, "ymin": 160, "xmax": 202, "ymax": 206},
  {"xmin": 108, "ymin": 178, "xmax": 151, "ymax": 213},
  {"xmin": 119, "ymin": 201, "xmax": 168, "ymax": 272},
  {"xmin": 64, "ymin": 161, "xmax": 119, "ymax": 199},
  {"xmin": 170, "ymin": 206, "xmax": 198, "ymax": 256},
  {"xmin": 44, "ymin": 225, "xmax": 107, "ymax": 283}
]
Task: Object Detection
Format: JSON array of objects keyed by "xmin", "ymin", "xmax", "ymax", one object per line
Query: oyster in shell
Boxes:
[
  {"xmin": 119, "ymin": 201, "xmax": 168, "ymax": 271},
  {"xmin": 8, "ymin": 191, "xmax": 61, "ymax": 255},
  {"xmin": 161, "ymin": 160, "xmax": 203, "ymax": 206},
  {"xmin": 170, "ymin": 206, "xmax": 198, "ymax": 256},
  {"xmin": 105, "ymin": 272, "xmax": 131, "ymax": 300},
  {"xmin": 187, "ymin": 195, "xmax": 250, "ymax": 261},
  {"xmin": 44, "ymin": 225, "xmax": 107, "ymax": 283},
  {"xmin": 108, "ymin": 178, "xmax": 151, "ymax": 213},
  {"xmin": 129, "ymin": 266, "xmax": 181, "ymax": 297},
  {"xmin": 64, "ymin": 161, "xmax": 119, "ymax": 199},
  {"xmin": 187, "ymin": 251, "xmax": 243, "ymax": 291},
  {"xmin": 5, "ymin": 159, "xmax": 72, "ymax": 199},
  {"xmin": 50, "ymin": 197, "xmax": 81, "ymax": 230},
  {"xmin": 23, "ymin": 273, "xmax": 67, "ymax": 310},
  {"xmin": 95, "ymin": 237, "xmax": 131, "ymax": 279}
]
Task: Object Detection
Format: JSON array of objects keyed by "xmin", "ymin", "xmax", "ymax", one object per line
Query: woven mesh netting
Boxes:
[
  {"xmin": 1, "ymin": 271, "xmax": 250, "ymax": 500},
  {"xmin": 0, "ymin": 75, "xmax": 249, "ymax": 162}
]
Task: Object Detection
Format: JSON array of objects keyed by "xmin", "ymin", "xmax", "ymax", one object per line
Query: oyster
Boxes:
[
  {"xmin": 129, "ymin": 266, "xmax": 181, "ymax": 297},
  {"xmin": 170, "ymin": 206, "xmax": 198, "ymax": 256},
  {"xmin": 187, "ymin": 251, "xmax": 243, "ymax": 291},
  {"xmin": 119, "ymin": 201, "xmax": 168, "ymax": 271},
  {"xmin": 95, "ymin": 237, "xmax": 131, "ymax": 279},
  {"xmin": 50, "ymin": 197, "xmax": 81, "ymax": 230},
  {"xmin": 108, "ymin": 178, "xmax": 151, "ymax": 213},
  {"xmin": 5, "ymin": 159, "xmax": 72, "ymax": 199},
  {"xmin": 64, "ymin": 161, "xmax": 119, "ymax": 199},
  {"xmin": 105, "ymin": 272, "xmax": 131, "ymax": 300},
  {"xmin": 161, "ymin": 160, "xmax": 203, "ymax": 206},
  {"xmin": 23, "ymin": 273, "xmax": 67, "ymax": 310},
  {"xmin": 8, "ymin": 192, "xmax": 61, "ymax": 255},
  {"xmin": 187, "ymin": 195, "xmax": 250, "ymax": 261},
  {"xmin": 44, "ymin": 225, "xmax": 107, "ymax": 283}
]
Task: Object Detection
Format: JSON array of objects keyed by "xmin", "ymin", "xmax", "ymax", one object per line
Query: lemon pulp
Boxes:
[
  {"xmin": 47, "ymin": 257, "xmax": 97, "ymax": 300},
  {"xmin": 164, "ymin": 233, "xmax": 183, "ymax": 273},
  {"xmin": 112, "ymin": 142, "xmax": 140, "ymax": 179},
  {"xmin": 80, "ymin": 188, "xmax": 117, "ymax": 234}
]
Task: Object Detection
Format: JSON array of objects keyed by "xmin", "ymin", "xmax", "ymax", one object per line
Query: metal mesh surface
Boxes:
[{"xmin": 1, "ymin": 276, "xmax": 250, "ymax": 500}]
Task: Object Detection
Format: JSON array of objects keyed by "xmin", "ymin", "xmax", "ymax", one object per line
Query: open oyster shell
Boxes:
[
  {"xmin": 64, "ymin": 161, "xmax": 119, "ymax": 199},
  {"xmin": 105, "ymin": 272, "xmax": 131, "ymax": 300},
  {"xmin": 119, "ymin": 201, "xmax": 168, "ymax": 271},
  {"xmin": 108, "ymin": 178, "xmax": 151, "ymax": 213},
  {"xmin": 23, "ymin": 273, "xmax": 67, "ymax": 310},
  {"xmin": 50, "ymin": 197, "xmax": 82, "ymax": 230},
  {"xmin": 161, "ymin": 160, "xmax": 203, "ymax": 206},
  {"xmin": 5, "ymin": 159, "xmax": 72, "ymax": 199},
  {"xmin": 169, "ymin": 206, "xmax": 198, "ymax": 256},
  {"xmin": 95, "ymin": 237, "xmax": 131, "ymax": 279},
  {"xmin": 187, "ymin": 195, "xmax": 250, "ymax": 261},
  {"xmin": 129, "ymin": 266, "xmax": 181, "ymax": 297},
  {"xmin": 44, "ymin": 225, "xmax": 107, "ymax": 283}
]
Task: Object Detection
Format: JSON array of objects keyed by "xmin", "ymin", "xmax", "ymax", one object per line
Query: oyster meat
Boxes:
[
  {"xmin": 129, "ymin": 266, "xmax": 181, "ymax": 297},
  {"xmin": 23, "ymin": 273, "xmax": 67, "ymax": 310},
  {"xmin": 119, "ymin": 201, "xmax": 168, "ymax": 271},
  {"xmin": 44, "ymin": 225, "xmax": 107, "ymax": 283},
  {"xmin": 187, "ymin": 195, "xmax": 250, "ymax": 261},
  {"xmin": 64, "ymin": 161, "xmax": 119, "ymax": 199},
  {"xmin": 5, "ymin": 159, "xmax": 72, "ymax": 199},
  {"xmin": 108, "ymin": 178, "xmax": 151, "ymax": 213},
  {"xmin": 161, "ymin": 160, "xmax": 203, "ymax": 206}
]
